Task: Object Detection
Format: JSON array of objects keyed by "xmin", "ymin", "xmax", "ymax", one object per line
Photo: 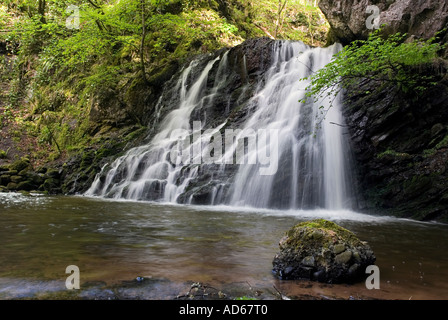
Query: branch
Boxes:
[
  {"xmin": 86, "ymin": 0, "xmax": 101, "ymax": 9},
  {"xmin": 254, "ymin": 23, "xmax": 275, "ymax": 39},
  {"xmin": 275, "ymin": 0, "xmax": 288, "ymax": 39}
]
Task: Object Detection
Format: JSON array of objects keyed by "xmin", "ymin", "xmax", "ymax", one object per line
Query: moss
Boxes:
[
  {"xmin": 294, "ymin": 219, "xmax": 353, "ymax": 235},
  {"xmin": 6, "ymin": 182, "xmax": 18, "ymax": 190},
  {"xmin": 377, "ymin": 149, "xmax": 411, "ymax": 160},
  {"xmin": 80, "ymin": 150, "xmax": 95, "ymax": 169},
  {"xmin": 10, "ymin": 175, "xmax": 23, "ymax": 183},
  {"xmin": 146, "ymin": 60, "xmax": 180, "ymax": 88},
  {"xmin": 42, "ymin": 178, "xmax": 61, "ymax": 193},
  {"xmin": 286, "ymin": 219, "xmax": 361, "ymax": 250},
  {"xmin": 124, "ymin": 126, "xmax": 147, "ymax": 143},
  {"xmin": 403, "ymin": 175, "xmax": 432, "ymax": 196},
  {"xmin": 46, "ymin": 168, "xmax": 60, "ymax": 179},
  {"xmin": 435, "ymin": 134, "xmax": 448, "ymax": 149},
  {"xmin": 423, "ymin": 134, "xmax": 448, "ymax": 157},
  {"xmin": 9, "ymin": 158, "xmax": 30, "ymax": 172}
]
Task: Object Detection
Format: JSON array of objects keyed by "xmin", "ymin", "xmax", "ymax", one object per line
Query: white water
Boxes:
[
  {"xmin": 86, "ymin": 55, "xmax": 226, "ymax": 202},
  {"xmin": 86, "ymin": 41, "xmax": 355, "ymax": 211},
  {"xmin": 228, "ymin": 42, "xmax": 352, "ymax": 210}
]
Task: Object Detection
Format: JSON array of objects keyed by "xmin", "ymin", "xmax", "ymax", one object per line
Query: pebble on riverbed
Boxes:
[{"xmin": 272, "ymin": 219, "xmax": 376, "ymax": 284}]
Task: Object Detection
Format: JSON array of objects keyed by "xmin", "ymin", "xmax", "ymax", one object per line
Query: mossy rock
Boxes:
[
  {"xmin": 10, "ymin": 175, "xmax": 23, "ymax": 183},
  {"xmin": 272, "ymin": 219, "xmax": 376, "ymax": 284},
  {"xmin": 6, "ymin": 182, "xmax": 18, "ymax": 191},
  {"xmin": 25, "ymin": 172, "xmax": 45, "ymax": 186},
  {"xmin": 45, "ymin": 169, "xmax": 61, "ymax": 179},
  {"xmin": 0, "ymin": 174, "xmax": 11, "ymax": 186},
  {"xmin": 9, "ymin": 159, "xmax": 30, "ymax": 172},
  {"xmin": 16, "ymin": 181, "xmax": 35, "ymax": 192},
  {"xmin": 41, "ymin": 178, "xmax": 61, "ymax": 193}
]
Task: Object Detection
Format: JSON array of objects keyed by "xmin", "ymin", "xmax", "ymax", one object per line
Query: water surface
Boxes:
[{"xmin": 1, "ymin": 193, "xmax": 447, "ymax": 300}]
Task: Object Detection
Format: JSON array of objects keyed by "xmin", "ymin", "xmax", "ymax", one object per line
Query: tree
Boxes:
[
  {"xmin": 37, "ymin": 0, "xmax": 46, "ymax": 23},
  {"xmin": 300, "ymin": 30, "xmax": 446, "ymax": 112},
  {"xmin": 274, "ymin": 0, "xmax": 287, "ymax": 39},
  {"xmin": 140, "ymin": 0, "xmax": 147, "ymax": 82}
]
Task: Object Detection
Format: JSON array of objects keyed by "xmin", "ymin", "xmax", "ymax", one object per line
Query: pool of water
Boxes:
[{"xmin": 0, "ymin": 192, "xmax": 447, "ymax": 300}]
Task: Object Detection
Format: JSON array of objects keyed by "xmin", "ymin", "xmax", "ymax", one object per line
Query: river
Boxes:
[{"xmin": 0, "ymin": 192, "xmax": 447, "ymax": 300}]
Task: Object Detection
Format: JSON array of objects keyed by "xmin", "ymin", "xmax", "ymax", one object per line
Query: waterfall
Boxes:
[
  {"xmin": 228, "ymin": 42, "xmax": 353, "ymax": 210},
  {"xmin": 86, "ymin": 40, "xmax": 355, "ymax": 210}
]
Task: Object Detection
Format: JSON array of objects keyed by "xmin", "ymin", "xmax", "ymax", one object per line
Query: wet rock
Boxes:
[
  {"xmin": 342, "ymin": 74, "xmax": 448, "ymax": 222},
  {"xmin": 333, "ymin": 243, "xmax": 346, "ymax": 255},
  {"xmin": 335, "ymin": 250, "xmax": 352, "ymax": 265},
  {"xmin": 301, "ymin": 256, "xmax": 315, "ymax": 267},
  {"xmin": 272, "ymin": 219, "xmax": 376, "ymax": 284}
]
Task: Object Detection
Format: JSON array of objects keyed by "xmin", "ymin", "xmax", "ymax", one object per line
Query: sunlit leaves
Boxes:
[{"xmin": 300, "ymin": 30, "xmax": 446, "ymax": 108}]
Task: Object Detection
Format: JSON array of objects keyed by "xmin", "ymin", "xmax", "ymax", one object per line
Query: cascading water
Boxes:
[
  {"xmin": 228, "ymin": 42, "xmax": 354, "ymax": 210},
  {"xmin": 86, "ymin": 40, "xmax": 356, "ymax": 210}
]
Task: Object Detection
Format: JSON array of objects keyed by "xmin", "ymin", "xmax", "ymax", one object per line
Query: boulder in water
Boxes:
[{"xmin": 272, "ymin": 219, "xmax": 376, "ymax": 284}]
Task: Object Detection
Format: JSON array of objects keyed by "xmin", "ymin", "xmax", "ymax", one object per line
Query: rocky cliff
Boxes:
[
  {"xmin": 317, "ymin": 0, "xmax": 448, "ymax": 222},
  {"xmin": 319, "ymin": 0, "xmax": 448, "ymax": 47},
  {"xmin": 343, "ymin": 75, "xmax": 448, "ymax": 223}
]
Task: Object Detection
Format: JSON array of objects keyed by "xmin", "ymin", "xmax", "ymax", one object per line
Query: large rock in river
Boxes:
[{"xmin": 272, "ymin": 219, "xmax": 376, "ymax": 284}]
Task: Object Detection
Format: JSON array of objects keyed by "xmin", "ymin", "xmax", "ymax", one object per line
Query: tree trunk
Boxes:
[
  {"xmin": 140, "ymin": 0, "xmax": 148, "ymax": 83},
  {"xmin": 38, "ymin": 0, "xmax": 46, "ymax": 24},
  {"xmin": 274, "ymin": 0, "xmax": 287, "ymax": 39}
]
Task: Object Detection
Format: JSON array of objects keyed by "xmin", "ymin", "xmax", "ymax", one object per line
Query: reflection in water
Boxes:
[{"xmin": 0, "ymin": 193, "xmax": 447, "ymax": 300}]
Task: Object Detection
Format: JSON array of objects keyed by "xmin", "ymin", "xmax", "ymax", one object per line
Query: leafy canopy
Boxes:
[{"xmin": 301, "ymin": 30, "xmax": 447, "ymax": 109}]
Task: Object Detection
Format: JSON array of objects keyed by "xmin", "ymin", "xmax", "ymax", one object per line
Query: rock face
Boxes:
[
  {"xmin": 343, "ymin": 74, "xmax": 448, "ymax": 223},
  {"xmin": 319, "ymin": 0, "xmax": 448, "ymax": 45},
  {"xmin": 86, "ymin": 37, "xmax": 278, "ymax": 203},
  {"xmin": 316, "ymin": 1, "xmax": 448, "ymax": 222},
  {"xmin": 0, "ymin": 158, "xmax": 56, "ymax": 193},
  {"xmin": 272, "ymin": 219, "xmax": 376, "ymax": 284}
]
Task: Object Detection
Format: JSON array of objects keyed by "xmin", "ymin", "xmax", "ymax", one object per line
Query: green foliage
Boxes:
[
  {"xmin": 2, "ymin": 0, "xmax": 329, "ymax": 165},
  {"xmin": 301, "ymin": 30, "xmax": 446, "ymax": 109},
  {"xmin": 234, "ymin": 296, "xmax": 258, "ymax": 300},
  {"xmin": 0, "ymin": 149, "xmax": 7, "ymax": 159},
  {"xmin": 424, "ymin": 134, "xmax": 448, "ymax": 157},
  {"xmin": 377, "ymin": 149, "xmax": 411, "ymax": 160},
  {"xmin": 248, "ymin": 0, "xmax": 328, "ymax": 45}
]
